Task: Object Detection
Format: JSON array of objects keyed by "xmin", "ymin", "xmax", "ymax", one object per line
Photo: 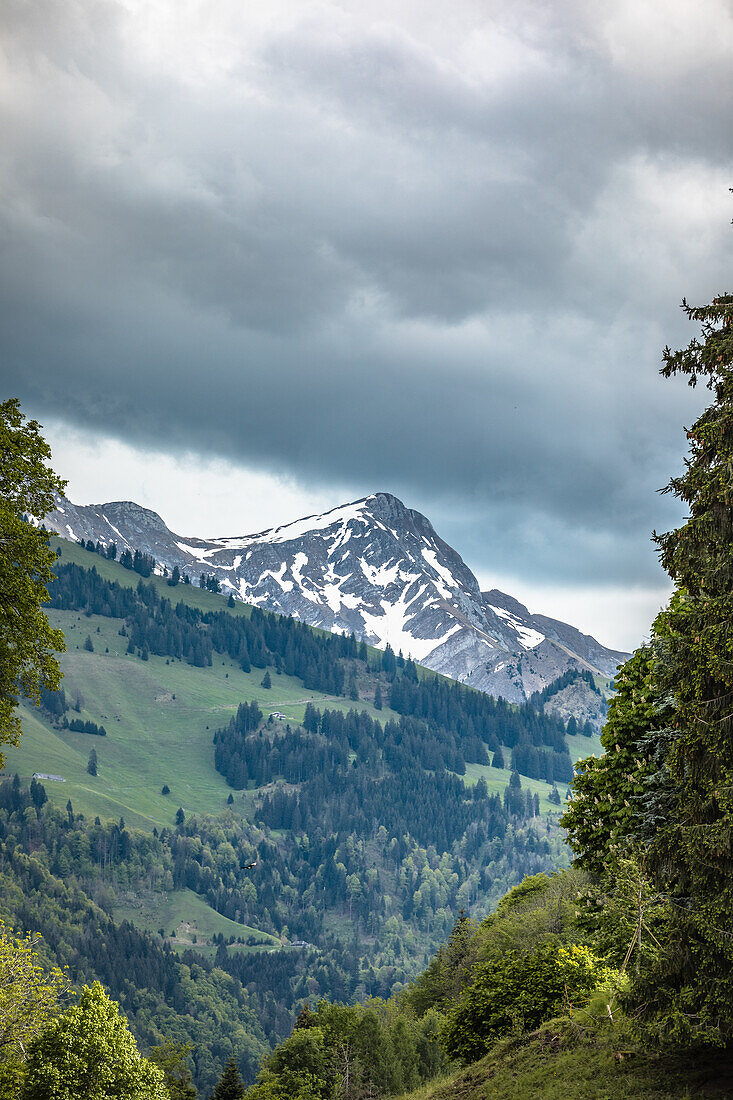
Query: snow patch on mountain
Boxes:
[
  {"xmin": 488, "ymin": 605, "xmax": 545, "ymax": 649},
  {"xmin": 44, "ymin": 491, "xmax": 628, "ymax": 702}
]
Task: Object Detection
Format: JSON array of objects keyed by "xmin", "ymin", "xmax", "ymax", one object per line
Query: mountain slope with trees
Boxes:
[
  {"xmin": 43, "ymin": 492, "xmax": 626, "ymax": 707},
  {"xmin": 1, "ymin": 529, "xmax": 585, "ymax": 1092}
]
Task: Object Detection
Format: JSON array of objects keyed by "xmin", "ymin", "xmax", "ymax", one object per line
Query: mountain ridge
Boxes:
[{"xmin": 44, "ymin": 491, "xmax": 627, "ymax": 713}]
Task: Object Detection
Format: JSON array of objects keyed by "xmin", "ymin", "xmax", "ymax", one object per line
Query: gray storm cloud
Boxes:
[{"xmin": 1, "ymin": 0, "xmax": 731, "ymax": 585}]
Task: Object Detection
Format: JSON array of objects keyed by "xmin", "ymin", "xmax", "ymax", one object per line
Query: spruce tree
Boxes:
[
  {"xmin": 639, "ymin": 291, "xmax": 733, "ymax": 1042},
  {"xmin": 211, "ymin": 1056, "xmax": 244, "ymax": 1100},
  {"xmin": 87, "ymin": 748, "xmax": 98, "ymax": 776},
  {"xmin": 564, "ymin": 289, "xmax": 733, "ymax": 1044}
]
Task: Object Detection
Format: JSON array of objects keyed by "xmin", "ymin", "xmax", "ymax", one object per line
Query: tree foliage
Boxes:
[
  {"xmin": 0, "ymin": 399, "xmax": 66, "ymax": 765},
  {"xmin": 440, "ymin": 942, "xmax": 606, "ymax": 1063},
  {"xmin": 147, "ymin": 1041, "xmax": 197, "ymax": 1100},
  {"xmin": 246, "ymin": 997, "xmax": 444, "ymax": 1100},
  {"xmin": 20, "ymin": 981, "xmax": 167, "ymax": 1100},
  {"xmin": 0, "ymin": 918, "xmax": 69, "ymax": 1085},
  {"xmin": 212, "ymin": 1054, "xmax": 245, "ymax": 1099},
  {"xmin": 563, "ymin": 289, "xmax": 733, "ymax": 1045}
]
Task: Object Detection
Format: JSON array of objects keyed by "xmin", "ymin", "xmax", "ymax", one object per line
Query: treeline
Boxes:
[
  {"xmin": 528, "ymin": 667, "xmax": 600, "ymax": 709},
  {"xmin": 510, "ymin": 740, "xmax": 572, "ymax": 784},
  {"xmin": 49, "ymin": 557, "xmax": 577, "ymax": 787},
  {"xmin": 388, "ymin": 674, "xmax": 569, "ymax": 753},
  {"xmin": 63, "ymin": 717, "xmax": 107, "ymax": 736},
  {"xmin": 215, "ymin": 700, "xmax": 572, "ymax": 794},
  {"xmin": 388, "ymin": 670, "xmax": 574, "ymax": 781},
  {"xmin": 46, "ymin": 561, "xmax": 352, "ymax": 692},
  {"xmin": 214, "ymin": 704, "xmax": 481, "ymax": 791},
  {"xmin": 216, "ymin": 725, "xmax": 348, "ymax": 788},
  {"xmin": 78, "ymin": 536, "xmax": 157, "ymax": 577},
  {"xmin": 255, "ymin": 767, "xmax": 544, "ymax": 854}
]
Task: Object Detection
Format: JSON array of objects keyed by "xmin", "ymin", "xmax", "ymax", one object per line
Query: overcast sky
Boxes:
[{"xmin": 2, "ymin": 0, "xmax": 732, "ymax": 650}]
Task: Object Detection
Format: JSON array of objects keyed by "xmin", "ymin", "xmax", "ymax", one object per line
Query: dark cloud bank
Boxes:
[{"xmin": 1, "ymin": 0, "xmax": 732, "ymax": 586}]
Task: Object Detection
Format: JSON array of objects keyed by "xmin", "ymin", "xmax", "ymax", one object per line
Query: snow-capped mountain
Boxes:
[{"xmin": 45, "ymin": 492, "xmax": 626, "ymax": 703}]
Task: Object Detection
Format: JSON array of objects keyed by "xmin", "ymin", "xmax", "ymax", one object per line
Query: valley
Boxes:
[{"xmin": 0, "ymin": 534, "xmax": 600, "ymax": 1092}]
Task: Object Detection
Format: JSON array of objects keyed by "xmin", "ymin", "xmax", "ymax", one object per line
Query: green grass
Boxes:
[
  {"xmin": 5, "ymin": 606, "xmax": 598, "ymax": 828},
  {"xmin": 48, "ymin": 535, "xmax": 480, "ymax": 686},
  {"xmin": 4, "ymin": 606, "xmax": 397, "ymax": 828},
  {"xmin": 114, "ymin": 887, "xmax": 280, "ymax": 953},
  {"xmin": 565, "ymin": 729, "xmax": 604, "ymax": 761},
  {"xmin": 460, "ymin": 761, "xmax": 561, "ymax": 814},
  {"xmin": 395, "ymin": 1024, "xmax": 733, "ymax": 1100}
]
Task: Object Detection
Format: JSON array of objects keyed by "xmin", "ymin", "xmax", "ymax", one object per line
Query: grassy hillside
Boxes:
[
  {"xmin": 395, "ymin": 1026, "xmax": 732, "ymax": 1100},
  {"xmin": 4, "ymin": 537, "xmax": 568, "ymax": 826},
  {"xmin": 114, "ymin": 886, "xmax": 281, "ymax": 952},
  {"xmin": 0, "ymin": 540, "xmax": 601, "ymax": 1091},
  {"xmin": 48, "ymin": 534, "xmax": 399, "ymax": 665},
  {"xmin": 460, "ymin": 761, "xmax": 562, "ymax": 815},
  {"xmin": 4, "ymin": 606, "xmax": 400, "ymax": 829}
]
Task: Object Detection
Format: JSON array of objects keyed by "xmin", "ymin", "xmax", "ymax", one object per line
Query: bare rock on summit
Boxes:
[{"xmin": 45, "ymin": 491, "xmax": 628, "ymax": 704}]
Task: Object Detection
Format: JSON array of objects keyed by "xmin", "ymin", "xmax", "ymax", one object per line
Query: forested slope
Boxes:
[{"xmin": 1, "ymin": 537, "xmax": 587, "ymax": 1091}]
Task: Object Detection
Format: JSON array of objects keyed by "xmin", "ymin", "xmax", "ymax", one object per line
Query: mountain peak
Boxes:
[{"xmin": 45, "ymin": 492, "xmax": 627, "ymax": 706}]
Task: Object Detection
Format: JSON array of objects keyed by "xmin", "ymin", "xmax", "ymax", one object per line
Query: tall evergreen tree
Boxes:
[
  {"xmin": 638, "ymin": 291, "xmax": 733, "ymax": 1042},
  {"xmin": 564, "ymin": 288, "xmax": 733, "ymax": 1045},
  {"xmin": 211, "ymin": 1056, "xmax": 244, "ymax": 1100}
]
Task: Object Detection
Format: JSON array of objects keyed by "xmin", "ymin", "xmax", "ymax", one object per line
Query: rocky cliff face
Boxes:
[{"xmin": 45, "ymin": 492, "xmax": 627, "ymax": 702}]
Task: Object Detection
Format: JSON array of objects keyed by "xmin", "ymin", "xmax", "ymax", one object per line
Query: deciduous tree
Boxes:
[
  {"xmin": 0, "ymin": 920, "xmax": 69, "ymax": 1078},
  {"xmin": 0, "ymin": 399, "xmax": 66, "ymax": 766},
  {"xmin": 21, "ymin": 981, "xmax": 166, "ymax": 1100}
]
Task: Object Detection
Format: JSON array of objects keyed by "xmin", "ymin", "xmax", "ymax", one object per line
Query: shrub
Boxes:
[{"xmin": 440, "ymin": 943, "xmax": 604, "ymax": 1063}]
